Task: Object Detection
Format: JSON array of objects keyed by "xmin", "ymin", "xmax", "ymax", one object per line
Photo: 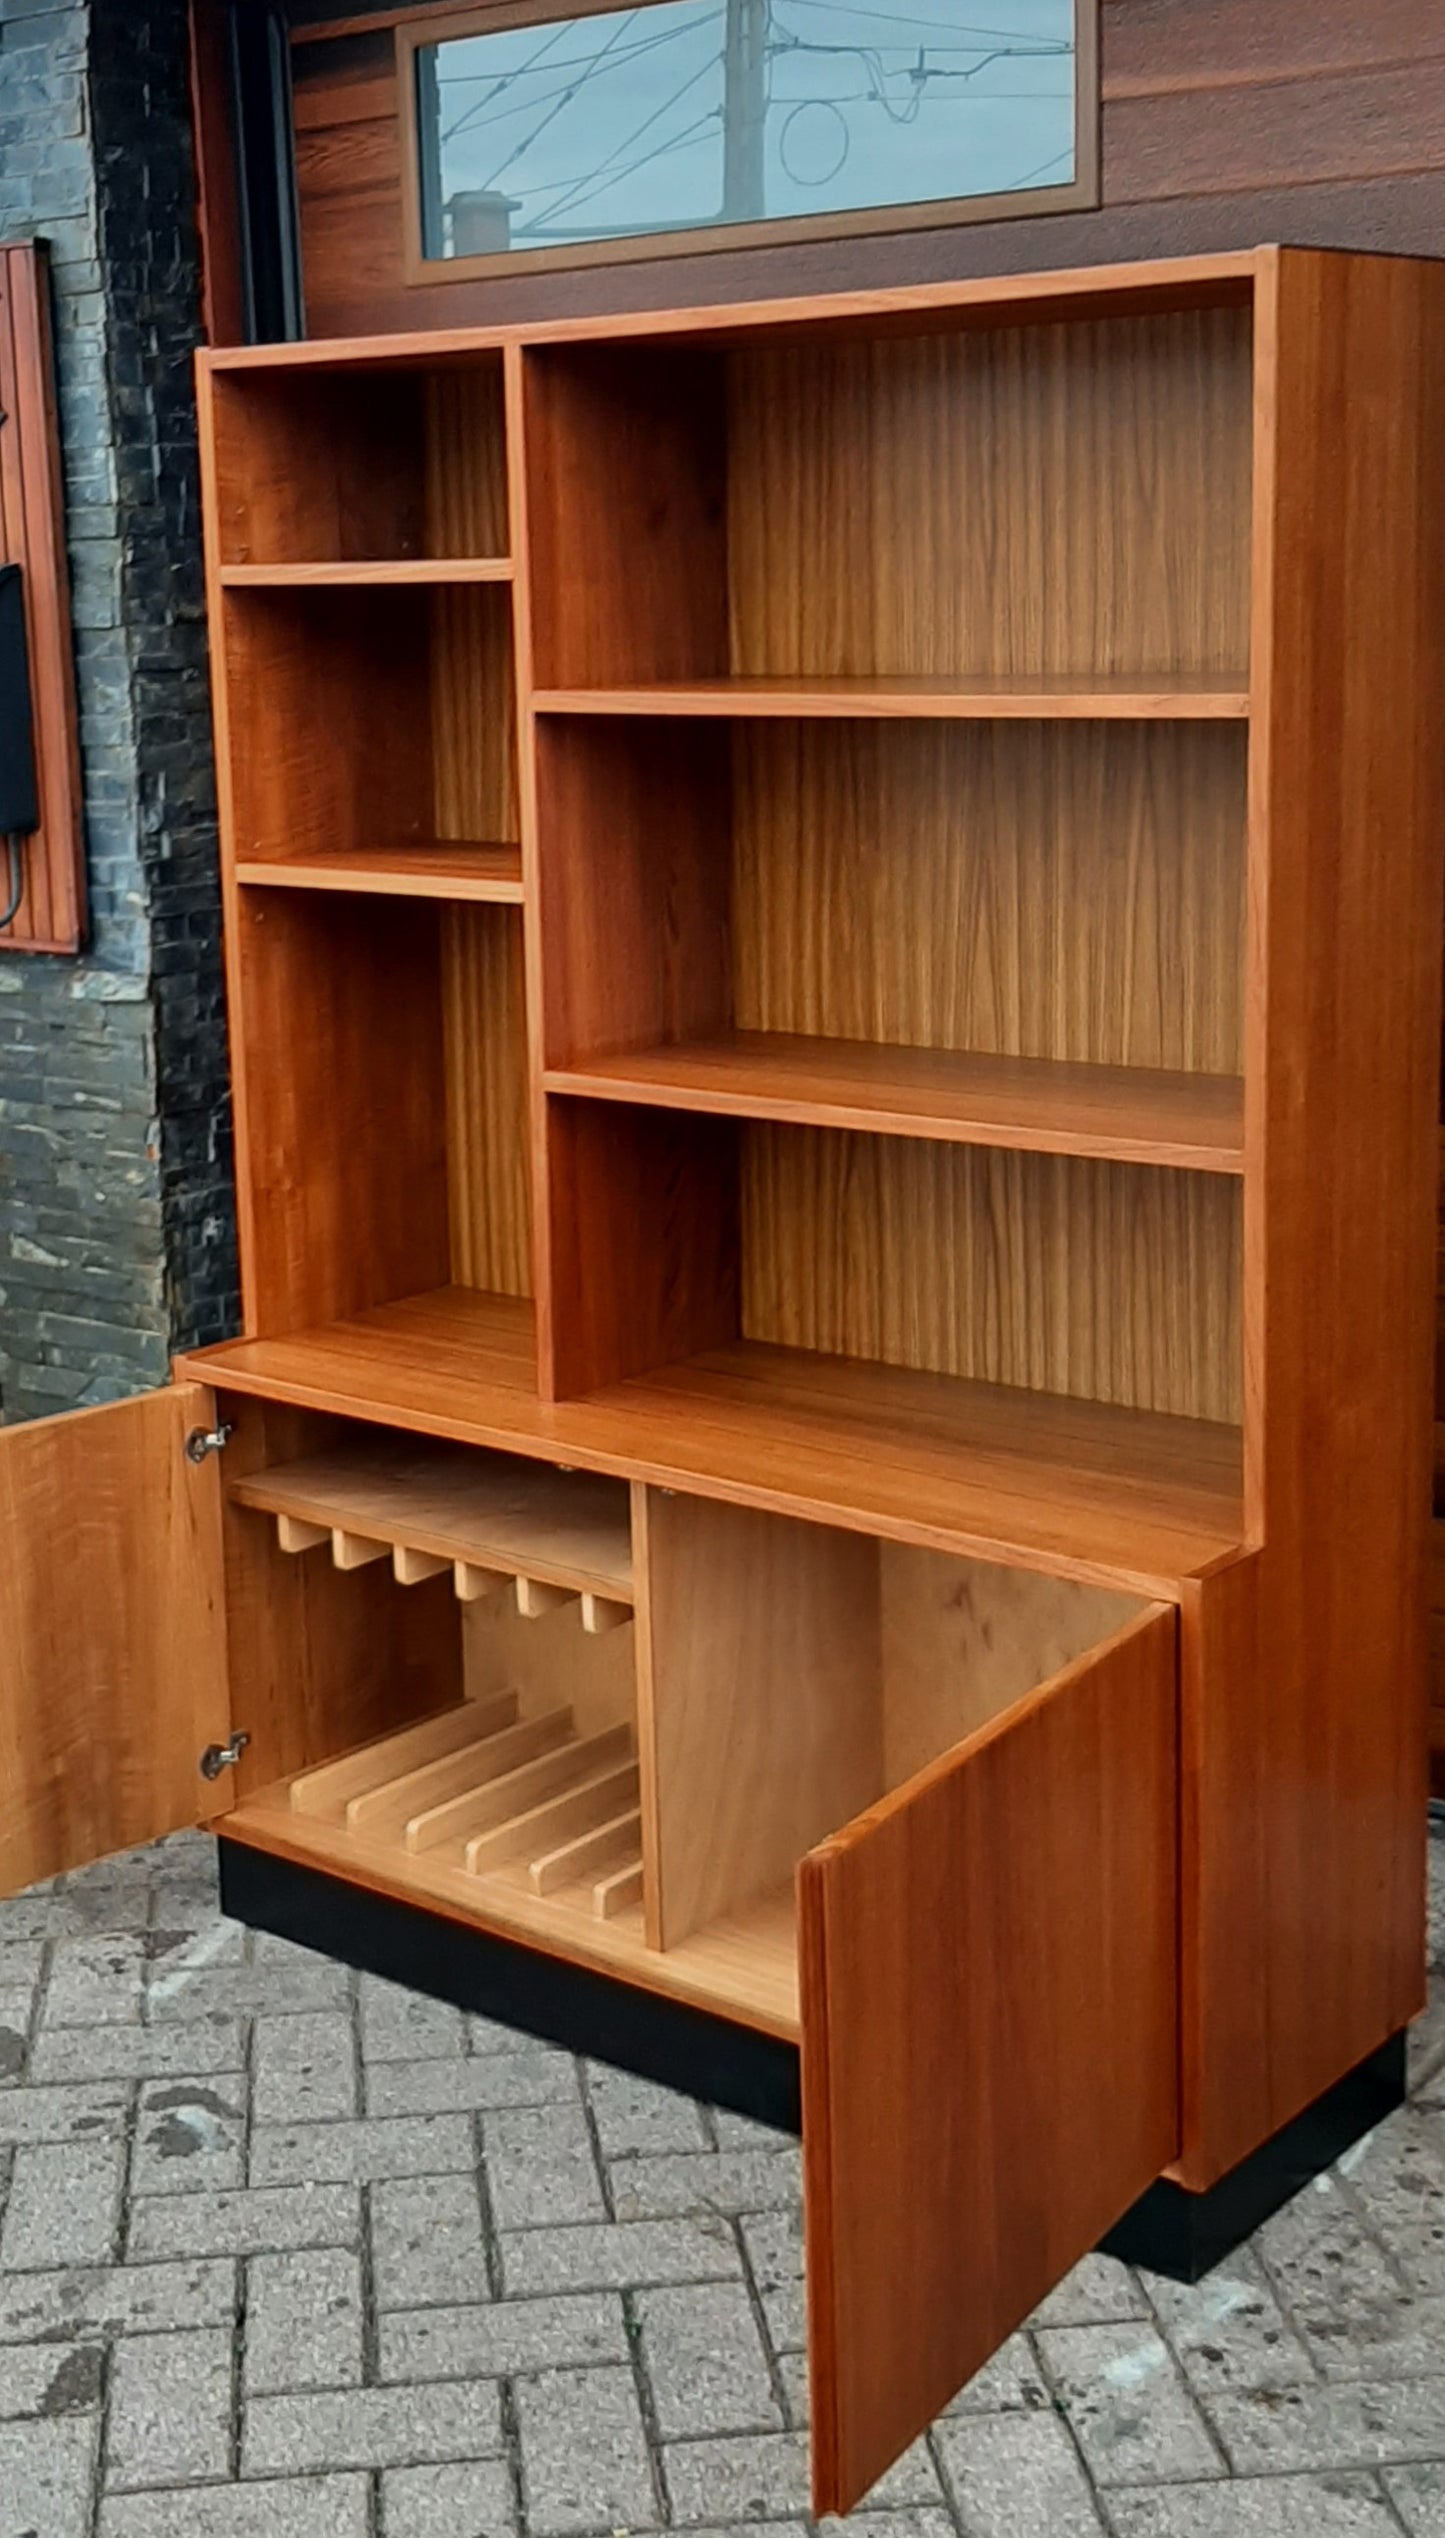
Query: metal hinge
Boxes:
[
  {"xmin": 184, "ymin": 1421, "xmax": 234, "ymax": 1466},
  {"xmin": 199, "ymin": 1731, "xmax": 250, "ymax": 1782}
]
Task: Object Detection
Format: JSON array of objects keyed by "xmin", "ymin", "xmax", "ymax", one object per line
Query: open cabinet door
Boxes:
[
  {"xmin": 800, "ymin": 1605, "xmax": 1179, "ymax": 2516},
  {"xmin": 0, "ymin": 1385, "xmax": 231, "ymax": 1892}
]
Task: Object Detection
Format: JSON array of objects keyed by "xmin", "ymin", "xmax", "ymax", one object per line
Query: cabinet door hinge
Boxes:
[
  {"xmin": 199, "ymin": 1731, "xmax": 250, "ymax": 1781},
  {"xmin": 185, "ymin": 1420, "xmax": 234, "ymax": 1465}
]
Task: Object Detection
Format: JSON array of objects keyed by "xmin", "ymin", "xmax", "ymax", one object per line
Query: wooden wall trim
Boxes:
[{"xmin": 0, "ymin": 244, "xmax": 85, "ymax": 955}]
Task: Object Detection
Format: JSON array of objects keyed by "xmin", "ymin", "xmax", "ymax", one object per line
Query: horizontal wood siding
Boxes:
[{"xmin": 290, "ymin": 2, "xmax": 1445, "ymax": 337}]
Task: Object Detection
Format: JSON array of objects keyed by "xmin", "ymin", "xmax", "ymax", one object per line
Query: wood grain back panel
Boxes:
[
  {"xmin": 726, "ymin": 309, "xmax": 1252, "ymax": 680},
  {"xmin": 431, "ymin": 584, "xmax": 518, "ymax": 844},
  {"xmin": 732, "ymin": 721, "xmax": 1246, "ymax": 1073},
  {"xmin": 741, "ymin": 1128, "xmax": 1243, "ymax": 1424},
  {"xmin": 209, "ymin": 367, "xmax": 427, "ymax": 564},
  {"xmin": 422, "ymin": 364, "xmax": 509, "ymax": 557},
  {"xmin": 879, "ymin": 1545, "xmax": 1144, "ymax": 1786},
  {"xmin": 442, "ymin": 906, "xmax": 532, "ymax": 1296}
]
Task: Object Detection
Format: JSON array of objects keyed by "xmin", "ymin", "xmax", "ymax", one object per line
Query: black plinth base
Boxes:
[
  {"xmin": 218, "ymin": 1835, "xmax": 803, "ymax": 2134},
  {"xmin": 220, "ymin": 1836, "xmax": 1406, "ymax": 2281},
  {"xmin": 1100, "ymin": 2033, "xmax": 1407, "ymax": 2282}
]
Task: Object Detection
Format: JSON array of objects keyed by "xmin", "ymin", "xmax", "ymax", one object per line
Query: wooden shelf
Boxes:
[
  {"xmin": 545, "ymin": 1035, "xmax": 1245, "ymax": 1174},
  {"xmin": 234, "ymin": 843, "xmax": 524, "ymax": 904},
  {"xmin": 179, "ymin": 1288, "xmax": 1246, "ymax": 1598},
  {"xmin": 232, "ymin": 1432, "xmax": 632, "ymax": 1601},
  {"xmin": 531, "ymin": 675, "xmax": 1251, "ymax": 721},
  {"xmin": 220, "ymin": 559, "xmax": 512, "ymax": 587}
]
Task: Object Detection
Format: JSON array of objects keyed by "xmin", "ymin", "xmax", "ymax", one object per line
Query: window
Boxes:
[{"xmin": 403, "ymin": 0, "xmax": 1097, "ymax": 277}]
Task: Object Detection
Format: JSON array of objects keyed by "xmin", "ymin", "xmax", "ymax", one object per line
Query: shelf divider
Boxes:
[{"xmin": 221, "ymin": 559, "xmax": 513, "ymax": 587}]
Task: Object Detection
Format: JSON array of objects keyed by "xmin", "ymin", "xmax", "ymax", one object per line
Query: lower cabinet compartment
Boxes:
[{"xmin": 210, "ymin": 1394, "xmax": 1182, "ymax": 2517}]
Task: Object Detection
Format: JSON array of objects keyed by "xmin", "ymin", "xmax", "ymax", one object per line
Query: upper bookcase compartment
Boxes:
[
  {"xmin": 205, "ymin": 352, "xmax": 509, "ymax": 575},
  {"xmin": 519, "ymin": 290, "xmax": 1254, "ymax": 707}
]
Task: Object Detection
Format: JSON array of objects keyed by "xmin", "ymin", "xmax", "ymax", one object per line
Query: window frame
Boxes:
[{"xmin": 397, "ymin": 0, "xmax": 1099, "ymax": 284}]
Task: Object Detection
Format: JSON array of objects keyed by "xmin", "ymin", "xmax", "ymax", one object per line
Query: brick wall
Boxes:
[{"xmin": 0, "ymin": 0, "xmax": 238, "ymax": 1421}]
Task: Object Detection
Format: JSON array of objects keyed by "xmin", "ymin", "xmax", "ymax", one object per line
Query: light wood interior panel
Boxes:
[
  {"xmin": 727, "ymin": 307, "xmax": 1253, "ymax": 679},
  {"xmin": 636, "ymin": 1490, "xmax": 883, "ymax": 1950},
  {"xmin": 732, "ymin": 722, "xmax": 1246, "ymax": 1074},
  {"xmin": 220, "ymin": 1398, "xmax": 462, "ymax": 1797},
  {"xmin": 742, "ymin": 1129, "xmax": 1243, "ymax": 1423},
  {"xmin": 431, "ymin": 585, "xmax": 518, "ymax": 844},
  {"xmin": 879, "ymin": 1546, "xmax": 1145, "ymax": 1786},
  {"xmin": 423, "ymin": 365, "xmax": 509, "ymax": 558},
  {"xmin": 462, "ymin": 1595, "xmax": 634, "ymax": 1745},
  {"xmin": 443, "ymin": 908, "xmax": 532, "ymax": 1295}
]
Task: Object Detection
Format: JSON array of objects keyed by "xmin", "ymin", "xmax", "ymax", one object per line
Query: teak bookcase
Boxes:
[{"xmin": 3, "ymin": 246, "xmax": 1443, "ymax": 2514}]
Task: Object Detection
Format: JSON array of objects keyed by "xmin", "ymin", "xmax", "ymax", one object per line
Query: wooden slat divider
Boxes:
[
  {"xmin": 463, "ymin": 1755, "xmax": 640, "ymax": 1876},
  {"xmin": 349, "ymin": 1703, "xmax": 572, "ymax": 1839},
  {"xmin": 288, "ymin": 1692, "xmax": 520, "ymax": 1819},
  {"xmin": 529, "ymin": 1805, "xmax": 644, "ymax": 1896}
]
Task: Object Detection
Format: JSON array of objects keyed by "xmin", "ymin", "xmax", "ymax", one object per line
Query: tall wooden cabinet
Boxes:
[{"xmin": 3, "ymin": 247, "xmax": 1443, "ymax": 2514}]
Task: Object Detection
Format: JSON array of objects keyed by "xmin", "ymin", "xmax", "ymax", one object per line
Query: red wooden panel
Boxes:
[{"xmin": 0, "ymin": 243, "xmax": 85, "ymax": 953}]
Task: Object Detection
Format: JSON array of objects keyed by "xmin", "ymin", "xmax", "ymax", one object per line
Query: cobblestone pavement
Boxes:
[{"xmin": 3, "ymin": 1831, "xmax": 1445, "ymax": 2536}]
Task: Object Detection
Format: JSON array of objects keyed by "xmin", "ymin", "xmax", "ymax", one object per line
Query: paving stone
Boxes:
[
  {"xmin": 1207, "ymin": 2379, "xmax": 1445, "ymax": 2473},
  {"xmin": 1256, "ymin": 2174, "xmax": 1405, "ymax": 2314},
  {"xmin": 500, "ymin": 2215, "xmax": 742, "ymax": 2296},
  {"xmin": 369, "ymin": 2173, "xmax": 491, "ymax": 2308},
  {"xmin": 246, "ymin": 2248, "xmax": 364, "ymax": 2396},
  {"xmin": 99, "ymin": 2477, "xmax": 371, "ymax": 2538},
  {"xmin": 934, "ymin": 2408, "xmax": 1107, "ymax": 2536},
  {"xmin": 0, "ymin": 2417, "xmax": 97, "ymax": 2538},
  {"xmin": 360, "ymin": 1975, "xmax": 467, "ymax": 2062},
  {"xmin": 942, "ymin": 2331, "xmax": 1051, "ymax": 2414},
  {"xmin": 132, "ymin": 2074, "xmax": 248, "ymax": 2196},
  {"xmin": 821, "ymin": 2517, "xmax": 955, "ymax": 2538},
  {"xmin": 1409, "ymin": 1984, "xmax": 1445, "ymax": 2099},
  {"xmin": 0, "ymin": 2077, "xmax": 130, "ymax": 2145},
  {"xmin": 2, "ymin": 2133, "xmax": 124, "ymax": 2268},
  {"xmin": 252, "ymin": 2012, "xmax": 358, "ymax": 2125},
  {"xmin": 609, "ymin": 2147, "xmax": 803, "ymax": 2222},
  {"xmin": 663, "ymin": 2430, "xmax": 812, "ymax": 2522},
  {"xmin": 469, "ymin": 2013, "xmax": 557, "ymax": 2056},
  {"xmin": 0, "ymin": 2340, "xmax": 104, "ymax": 2419},
  {"xmin": 148, "ymin": 1933, "xmax": 348, "ymax": 2020},
  {"xmin": 1107, "ymin": 2473, "xmax": 1401, "ymax": 2536},
  {"xmin": 0, "ymin": 2256, "xmax": 236, "ymax": 2345},
  {"xmin": 1293, "ymin": 2282, "xmax": 1445, "ymax": 2381},
  {"xmin": 1141, "ymin": 2251, "xmax": 1315, "ymax": 2395},
  {"xmin": 1028, "ymin": 2254, "xmax": 1150, "ymax": 2327},
  {"xmin": 381, "ymin": 2459, "xmax": 517, "ymax": 2537},
  {"xmin": 251, "ymin": 2113, "xmax": 475, "ymax": 2187},
  {"xmin": 1036, "ymin": 2322, "xmax": 1223, "ymax": 2485},
  {"xmin": 515, "ymin": 2363, "xmax": 658, "ymax": 2534},
  {"xmin": 0, "ymin": 1887, "xmax": 153, "ymax": 1942},
  {"xmin": 105, "ymin": 2325, "xmax": 232, "ymax": 2489},
  {"xmin": 27, "ymin": 2019, "xmax": 245, "ymax": 2084},
  {"xmin": 738, "ymin": 2209, "xmax": 806, "ymax": 2351},
  {"xmin": 366, "ymin": 2049, "xmax": 576, "ymax": 2119},
  {"xmin": 129, "ymin": 2183, "xmax": 361, "ymax": 2261},
  {"xmin": 585, "ymin": 2065, "xmax": 711, "ymax": 2157},
  {"xmin": 243, "ymin": 2381, "xmax": 505, "ymax": 2476},
  {"xmin": 1388, "ymin": 2461, "xmax": 1445, "ymax": 2532},
  {"xmin": 42, "ymin": 1933, "xmax": 145, "ymax": 2026},
  {"xmin": 379, "ymin": 2289, "xmax": 626, "ymax": 2382},
  {"xmin": 1336, "ymin": 2112, "xmax": 1445, "ymax": 2294},
  {"xmin": 636, "ymin": 2280, "xmax": 782, "ymax": 2437},
  {"xmin": 482, "ymin": 2102, "xmax": 606, "ymax": 2228},
  {"xmin": 710, "ymin": 2109, "xmax": 795, "ymax": 2152}
]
